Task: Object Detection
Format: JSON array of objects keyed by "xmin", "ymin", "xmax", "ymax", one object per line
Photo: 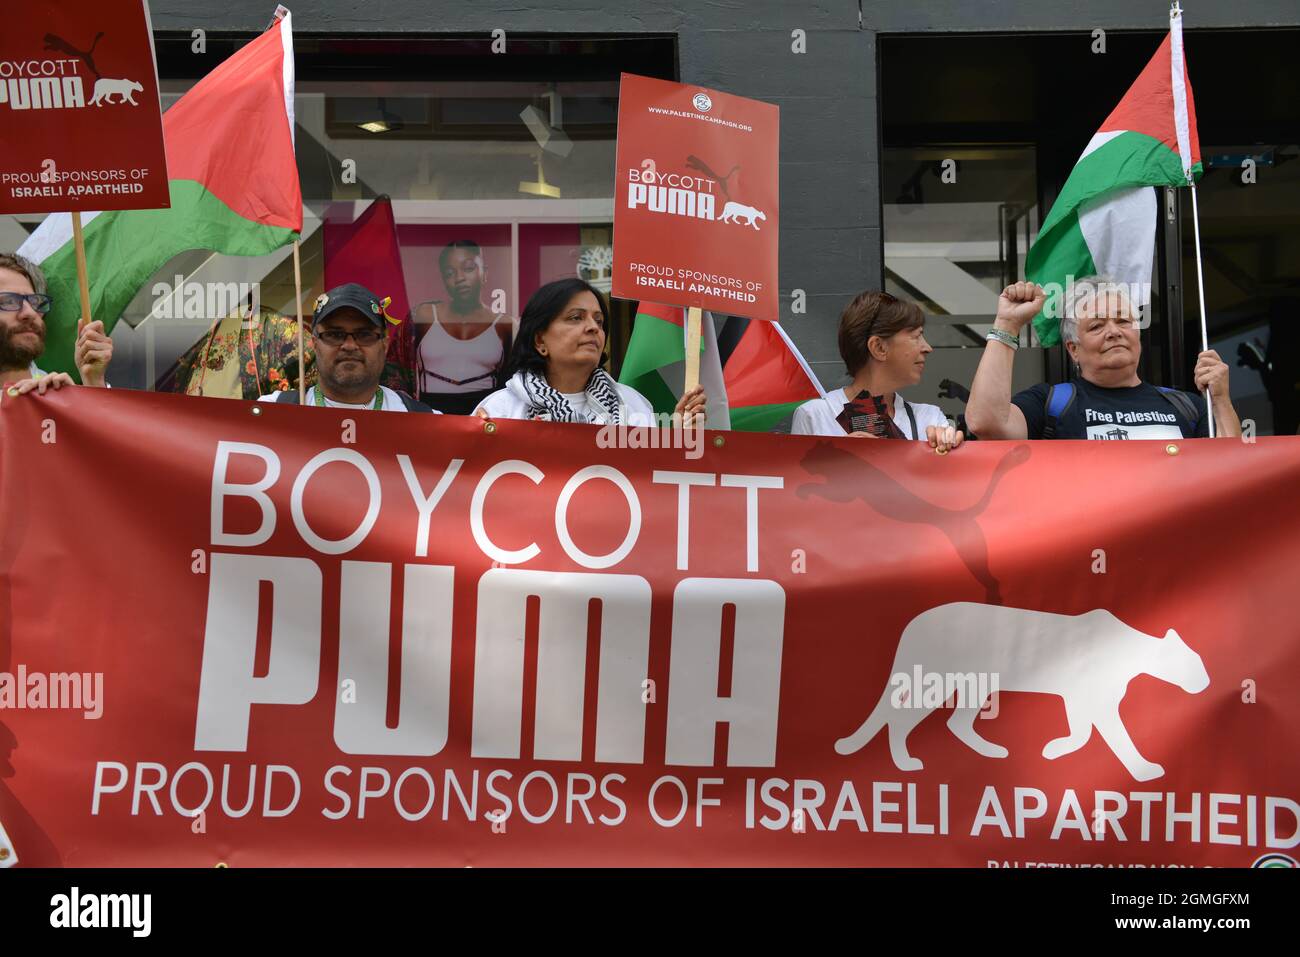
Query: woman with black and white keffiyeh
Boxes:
[{"xmin": 474, "ymin": 278, "xmax": 706, "ymax": 427}]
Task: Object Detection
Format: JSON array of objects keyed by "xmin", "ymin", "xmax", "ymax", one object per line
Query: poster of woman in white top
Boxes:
[{"xmin": 414, "ymin": 240, "xmax": 518, "ymax": 414}]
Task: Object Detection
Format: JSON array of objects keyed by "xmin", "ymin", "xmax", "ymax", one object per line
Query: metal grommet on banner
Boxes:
[
  {"xmin": 215, "ymin": 861, "xmax": 228, "ymax": 868},
  {"xmin": 5, "ymin": 388, "xmax": 17, "ymax": 397},
  {"xmin": 0, "ymin": 847, "xmax": 10, "ymax": 862},
  {"xmin": 1165, "ymin": 443, "xmax": 1179, "ymax": 456},
  {"xmin": 484, "ymin": 420, "xmax": 497, "ymax": 434},
  {"xmin": 712, "ymin": 435, "xmax": 724, "ymax": 447},
  {"xmin": 251, "ymin": 405, "xmax": 263, "ymax": 417}
]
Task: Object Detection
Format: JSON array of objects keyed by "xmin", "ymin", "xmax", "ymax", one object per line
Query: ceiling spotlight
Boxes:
[
  {"xmin": 520, "ymin": 92, "xmax": 573, "ymax": 157},
  {"xmin": 357, "ymin": 98, "xmax": 404, "ymax": 134}
]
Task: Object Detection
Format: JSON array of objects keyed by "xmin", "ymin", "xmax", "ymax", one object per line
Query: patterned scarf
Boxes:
[{"xmin": 507, "ymin": 367, "xmax": 625, "ymax": 424}]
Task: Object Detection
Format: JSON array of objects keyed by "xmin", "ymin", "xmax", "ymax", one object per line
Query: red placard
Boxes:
[
  {"xmin": 0, "ymin": 0, "xmax": 169, "ymax": 214},
  {"xmin": 611, "ymin": 74, "xmax": 779, "ymax": 322},
  {"xmin": 2, "ymin": 388, "xmax": 1299, "ymax": 867}
]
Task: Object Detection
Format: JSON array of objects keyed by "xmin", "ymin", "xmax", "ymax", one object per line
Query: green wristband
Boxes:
[{"xmin": 986, "ymin": 328, "xmax": 1019, "ymax": 350}]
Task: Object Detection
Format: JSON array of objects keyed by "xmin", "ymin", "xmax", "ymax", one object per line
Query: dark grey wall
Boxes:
[{"xmin": 150, "ymin": 0, "xmax": 1300, "ymax": 387}]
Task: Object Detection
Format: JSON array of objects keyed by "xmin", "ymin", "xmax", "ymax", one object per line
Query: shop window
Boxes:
[{"xmin": 0, "ymin": 34, "xmax": 671, "ymax": 401}]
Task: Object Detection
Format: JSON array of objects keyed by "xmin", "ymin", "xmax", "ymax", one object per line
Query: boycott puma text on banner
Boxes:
[
  {"xmin": 611, "ymin": 74, "xmax": 779, "ymax": 322},
  {"xmin": 0, "ymin": 0, "xmax": 168, "ymax": 213},
  {"xmin": 0, "ymin": 388, "xmax": 1297, "ymax": 866}
]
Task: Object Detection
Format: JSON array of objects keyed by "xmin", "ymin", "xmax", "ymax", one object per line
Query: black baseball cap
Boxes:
[{"xmin": 311, "ymin": 283, "xmax": 386, "ymax": 329}]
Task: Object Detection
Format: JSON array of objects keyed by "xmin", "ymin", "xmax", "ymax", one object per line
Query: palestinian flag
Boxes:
[
  {"xmin": 619, "ymin": 303, "xmax": 823, "ymax": 431},
  {"xmin": 18, "ymin": 10, "xmax": 302, "ymax": 379},
  {"xmin": 1026, "ymin": 8, "xmax": 1201, "ymax": 346}
]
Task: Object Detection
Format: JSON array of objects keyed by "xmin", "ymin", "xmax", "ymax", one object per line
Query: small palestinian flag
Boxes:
[
  {"xmin": 619, "ymin": 302, "xmax": 823, "ymax": 431},
  {"xmin": 1026, "ymin": 7, "xmax": 1201, "ymax": 345},
  {"xmin": 19, "ymin": 9, "xmax": 302, "ymax": 379}
]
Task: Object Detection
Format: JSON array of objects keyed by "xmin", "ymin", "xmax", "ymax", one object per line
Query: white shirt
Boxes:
[
  {"xmin": 475, "ymin": 375, "xmax": 658, "ymax": 426},
  {"xmin": 791, "ymin": 388, "xmax": 951, "ymax": 440},
  {"xmin": 418, "ymin": 315, "xmax": 507, "ymax": 393},
  {"xmin": 257, "ymin": 385, "xmax": 439, "ymax": 413}
]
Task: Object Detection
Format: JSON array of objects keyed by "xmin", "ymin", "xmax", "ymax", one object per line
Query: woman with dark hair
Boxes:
[
  {"xmin": 474, "ymin": 278, "xmax": 705, "ymax": 426},
  {"xmin": 792, "ymin": 290, "xmax": 963, "ymax": 452}
]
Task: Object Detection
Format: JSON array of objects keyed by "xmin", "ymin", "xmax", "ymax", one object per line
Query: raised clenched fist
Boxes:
[{"xmin": 994, "ymin": 281, "xmax": 1047, "ymax": 334}]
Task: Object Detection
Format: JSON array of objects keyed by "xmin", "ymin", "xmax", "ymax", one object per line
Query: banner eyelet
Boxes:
[
  {"xmin": 712, "ymin": 435, "xmax": 724, "ymax": 447},
  {"xmin": 1165, "ymin": 443, "xmax": 1179, "ymax": 455},
  {"xmin": 484, "ymin": 420, "xmax": 497, "ymax": 434},
  {"xmin": 251, "ymin": 406, "xmax": 263, "ymax": 417}
]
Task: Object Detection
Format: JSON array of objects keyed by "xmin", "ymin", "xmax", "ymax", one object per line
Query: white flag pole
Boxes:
[
  {"xmin": 1188, "ymin": 179, "xmax": 1213, "ymax": 436},
  {"xmin": 1170, "ymin": 2, "xmax": 1214, "ymax": 436},
  {"xmin": 293, "ymin": 240, "xmax": 307, "ymax": 402}
]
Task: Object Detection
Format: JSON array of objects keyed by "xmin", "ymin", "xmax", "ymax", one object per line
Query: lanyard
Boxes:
[{"xmin": 313, "ymin": 387, "xmax": 383, "ymax": 410}]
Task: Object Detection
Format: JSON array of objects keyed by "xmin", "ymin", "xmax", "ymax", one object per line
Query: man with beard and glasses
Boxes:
[
  {"xmin": 259, "ymin": 282, "xmax": 437, "ymax": 413},
  {"xmin": 1, "ymin": 253, "xmax": 113, "ymax": 397}
]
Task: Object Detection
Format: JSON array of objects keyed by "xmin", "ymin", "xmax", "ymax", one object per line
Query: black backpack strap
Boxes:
[
  {"xmin": 1156, "ymin": 386, "xmax": 1200, "ymax": 432},
  {"xmin": 398, "ymin": 391, "xmax": 436, "ymax": 413},
  {"xmin": 902, "ymin": 400, "xmax": 918, "ymax": 440},
  {"xmin": 1041, "ymin": 382, "xmax": 1076, "ymax": 440}
]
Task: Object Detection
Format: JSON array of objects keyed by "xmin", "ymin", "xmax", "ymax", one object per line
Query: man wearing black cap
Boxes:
[{"xmin": 259, "ymin": 283, "xmax": 436, "ymax": 413}]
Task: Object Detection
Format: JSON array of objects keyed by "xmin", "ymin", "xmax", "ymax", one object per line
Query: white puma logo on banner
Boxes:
[
  {"xmin": 834, "ymin": 603, "xmax": 1210, "ymax": 782},
  {"xmin": 718, "ymin": 201, "xmax": 766, "ymax": 229},
  {"xmin": 89, "ymin": 78, "xmax": 142, "ymax": 106}
]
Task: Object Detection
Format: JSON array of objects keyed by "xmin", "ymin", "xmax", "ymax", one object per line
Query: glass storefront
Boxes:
[{"xmin": 0, "ymin": 35, "xmax": 670, "ymax": 401}]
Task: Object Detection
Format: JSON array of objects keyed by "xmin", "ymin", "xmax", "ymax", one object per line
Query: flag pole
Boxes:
[
  {"xmin": 70, "ymin": 209, "xmax": 93, "ymax": 332},
  {"xmin": 1170, "ymin": 1, "xmax": 1214, "ymax": 436},
  {"xmin": 1188, "ymin": 178, "xmax": 1214, "ymax": 437},
  {"xmin": 293, "ymin": 239, "xmax": 306, "ymax": 402},
  {"xmin": 683, "ymin": 306, "xmax": 702, "ymax": 394}
]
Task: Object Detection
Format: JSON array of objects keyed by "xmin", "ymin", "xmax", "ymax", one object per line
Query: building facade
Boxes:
[{"xmin": 13, "ymin": 0, "xmax": 1293, "ymax": 430}]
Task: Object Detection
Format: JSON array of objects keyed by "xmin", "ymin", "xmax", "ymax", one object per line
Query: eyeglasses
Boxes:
[
  {"xmin": 0, "ymin": 292, "xmax": 52, "ymax": 314},
  {"xmin": 313, "ymin": 328, "xmax": 384, "ymax": 346}
]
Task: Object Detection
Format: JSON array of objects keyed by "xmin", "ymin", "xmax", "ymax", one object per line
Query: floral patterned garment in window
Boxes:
[{"xmin": 157, "ymin": 309, "xmax": 317, "ymax": 399}]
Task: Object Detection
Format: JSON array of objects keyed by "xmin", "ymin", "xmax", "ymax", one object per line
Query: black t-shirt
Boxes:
[{"xmin": 1011, "ymin": 379, "xmax": 1208, "ymax": 440}]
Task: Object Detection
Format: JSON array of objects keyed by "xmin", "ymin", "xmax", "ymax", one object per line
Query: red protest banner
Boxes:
[
  {"xmin": 0, "ymin": 0, "xmax": 169, "ymax": 214},
  {"xmin": 1, "ymin": 388, "xmax": 1298, "ymax": 867},
  {"xmin": 611, "ymin": 74, "xmax": 779, "ymax": 323}
]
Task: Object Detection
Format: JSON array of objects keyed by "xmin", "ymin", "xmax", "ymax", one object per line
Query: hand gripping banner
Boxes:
[{"xmin": 1, "ymin": 389, "xmax": 1297, "ymax": 867}]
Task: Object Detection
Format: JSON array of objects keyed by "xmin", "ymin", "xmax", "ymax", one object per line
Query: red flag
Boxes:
[{"xmin": 323, "ymin": 196, "xmax": 414, "ymax": 393}]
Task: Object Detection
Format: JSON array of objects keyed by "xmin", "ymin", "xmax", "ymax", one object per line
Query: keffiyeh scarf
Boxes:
[{"xmin": 506, "ymin": 368, "xmax": 625, "ymax": 424}]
